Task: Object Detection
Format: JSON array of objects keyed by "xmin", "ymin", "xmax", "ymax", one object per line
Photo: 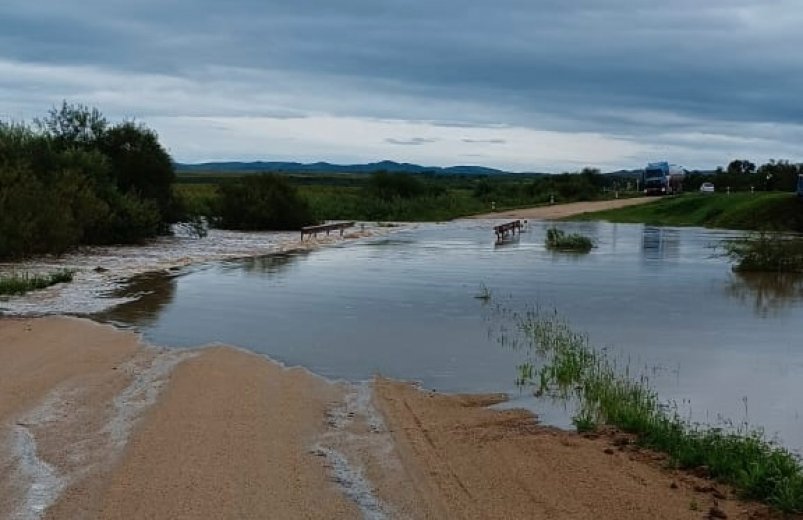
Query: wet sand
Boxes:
[
  {"xmin": 372, "ymin": 379, "xmax": 768, "ymax": 520},
  {"xmin": 0, "ymin": 318, "xmax": 355, "ymax": 519},
  {"xmin": 0, "ymin": 317, "xmax": 771, "ymax": 519},
  {"xmin": 471, "ymin": 197, "xmax": 654, "ymax": 220}
]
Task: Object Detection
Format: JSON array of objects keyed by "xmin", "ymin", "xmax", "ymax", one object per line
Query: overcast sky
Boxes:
[{"xmin": 1, "ymin": 1, "xmax": 802, "ymax": 172}]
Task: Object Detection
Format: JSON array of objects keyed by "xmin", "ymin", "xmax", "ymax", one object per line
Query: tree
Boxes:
[
  {"xmin": 35, "ymin": 101, "xmax": 107, "ymax": 148},
  {"xmin": 100, "ymin": 122, "xmax": 176, "ymax": 223},
  {"xmin": 727, "ymin": 159, "xmax": 756, "ymax": 176}
]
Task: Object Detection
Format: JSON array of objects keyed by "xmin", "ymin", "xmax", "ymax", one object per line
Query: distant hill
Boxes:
[{"xmin": 175, "ymin": 160, "xmax": 509, "ymax": 176}]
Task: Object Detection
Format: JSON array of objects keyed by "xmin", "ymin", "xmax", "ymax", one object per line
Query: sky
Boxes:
[{"xmin": 1, "ymin": 1, "xmax": 802, "ymax": 172}]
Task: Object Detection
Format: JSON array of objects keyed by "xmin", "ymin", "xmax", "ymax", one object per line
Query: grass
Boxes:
[
  {"xmin": 0, "ymin": 270, "xmax": 75, "ymax": 296},
  {"xmin": 571, "ymin": 192, "xmax": 803, "ymax": 233},
  {"xmin": 722, "ymin": 231, "xmax": 803, "ymax": 273},
  {"xmin": 545, "ymin": 228, "xmax": 593, "ymax": 253},
  {"xmin": 506, "ymin": 308, "xmax": 803, "ymax": 513},
  {"xmin": 174, "ymin": 174, "xmax": 635, "ymax": 224}
]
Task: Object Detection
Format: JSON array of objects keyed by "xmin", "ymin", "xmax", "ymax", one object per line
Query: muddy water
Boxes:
[{"xmin": 99, "ymin": 221, "xmax": 803, "ymax": 451}]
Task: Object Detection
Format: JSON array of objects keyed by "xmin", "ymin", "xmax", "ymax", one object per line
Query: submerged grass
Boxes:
[
  {"xmin": 722, "ymin": 231, "xmax": 803, "ymax": 273},
  {"xmin": 545, "ymin": 228, "xmax": 593, "ymax": 253},
  {"xmin": 0, "ymin": 270, "xmax": 75, "ymax": 296},
  {"xmin": 510, "ymin": 308, "xmax": 803, "ymax": 513}
]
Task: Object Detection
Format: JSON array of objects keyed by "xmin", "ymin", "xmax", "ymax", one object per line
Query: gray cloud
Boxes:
[
  {"xmin": 1, "ymin": 0, "xmax": 802, "ymax": 170},
  {"xmin": 462, "ymin": 138, "xmax": 507, "ymax": 144},
  {"xmin": 385, "ymin": 137, "xmax": 439, "ymax": 146}
]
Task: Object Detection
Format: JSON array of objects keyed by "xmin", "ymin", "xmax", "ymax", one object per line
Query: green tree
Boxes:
[
  {"xmin": 35, "ymin": 101, "xmax": 108, "ymax": 148},
  {"xmin": 100, "ymin": 122, "xmax": 177, "ymax": 224},
  {"xmin": 727, "ymin": 159, "xmax": 756, "ymax": 176}
]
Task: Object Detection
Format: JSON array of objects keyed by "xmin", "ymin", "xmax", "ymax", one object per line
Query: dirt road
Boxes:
[
  {"xmin": 0, "ymin": 317, "xmax": 767, "ymax": 519},
  {"xmin": 471, "ymin": 197, "xmax": 654, "ymax": 220}
]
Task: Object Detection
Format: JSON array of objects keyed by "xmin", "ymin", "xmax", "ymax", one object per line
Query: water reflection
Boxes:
[
  {"xmin": 727, "ymin": 272, "xmax": 803, "ymax": 317},
  {"xmin": 238, "ymin": 252, "xmax": 306, "ymax": 277},
  {"xmin": 642, "ymin": 227, "xmax": 680, "ymax": 261},
  {"xmin": 96, "ymin": 271, "xmax": 178, "ymax": 327}
]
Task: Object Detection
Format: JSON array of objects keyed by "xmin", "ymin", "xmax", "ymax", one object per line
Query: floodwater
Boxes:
[{"xmin": 98, "ymin": 220, "xmax": 803, "ymax": 451}]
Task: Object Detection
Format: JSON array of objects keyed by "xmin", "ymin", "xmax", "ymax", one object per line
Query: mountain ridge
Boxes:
[{"xmin": 175, "ymin": 160, "xmax": 510, "ymax": 175}]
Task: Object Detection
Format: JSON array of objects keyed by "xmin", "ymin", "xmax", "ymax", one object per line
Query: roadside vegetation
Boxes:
[
  {"xmin": 217, "ymin": 174, "xmax": 315, "ymax": 230},
  {"xmin": 175, "ymin": 167, "xmax": 634, "ymax": 223},
  {"xmin": 0, "ymin": 270, "xmax": 75, "ymax": 296},
  {"xmin": 572, "ymin": 192, "xmax": 803, "ymax": 233},
  {"xmin": 722, "ymin": 231, "xmax": 803, "ymax": 273},
  {"xmin": 502, "ymin": 308, "xmax": 803, "ymax": 513},
  {"xmin": 0, "ymin": 102, "xmax": 177, "ymax": 259},
  {"xmin": 545, "ymin": 228, "xmax": 593, "ymax": 253},
  {"xmin": 685, "ymin": 158, "xmax": 802, "ymax": 194}
]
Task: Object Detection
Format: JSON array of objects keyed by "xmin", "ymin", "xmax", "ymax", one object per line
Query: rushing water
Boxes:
[{"xmin": 98, "ymin": 220, "xmax": 803, "ymax": 451}]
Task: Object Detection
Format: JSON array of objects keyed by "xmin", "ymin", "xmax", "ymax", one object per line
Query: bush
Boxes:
[
  {"xmin": 0, "ymin": 103, "xmax": 175, "ymax": 259},
  {"xmin": 367, "ymin": 171, "xmax": 427, "ymax": 200},
  {"xmin": 218, "ymin": 174, "xmax": 316, "ymax": 230}
]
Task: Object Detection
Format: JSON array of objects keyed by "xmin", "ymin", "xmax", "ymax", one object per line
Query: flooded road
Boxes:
[{"xmin": 98, "ymin": 221, "xmax": 803, "ymax": 451}]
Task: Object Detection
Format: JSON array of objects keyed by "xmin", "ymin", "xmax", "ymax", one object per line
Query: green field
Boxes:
[
  {"xmin": 570, "ymin": 192, "xmax": 803, "ymax": 232},
  {"xmin": 174, "ymin": 169, "xmax": 637, "ymax": 223}
]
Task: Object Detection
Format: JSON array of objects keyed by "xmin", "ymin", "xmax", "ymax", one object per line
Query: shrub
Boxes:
[
  {"xmin": 0, "ymin": 103, "xmax": 175, "ymax": 259},
  {"xmin": 367, "ymin": 171, "xmax": 427, "ymax": 200},
  {"xmin": 218, "ymin": 174, "xmax": 315, "ymax": 230}
]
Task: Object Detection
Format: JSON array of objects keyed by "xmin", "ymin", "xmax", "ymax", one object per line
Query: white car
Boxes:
[{"xmin": 699, "ymin": 182, "xmax": 715, "ymax": 193}]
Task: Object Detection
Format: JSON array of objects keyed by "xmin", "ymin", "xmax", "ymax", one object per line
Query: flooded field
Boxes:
[{"xmin": 98, "ymin": 220, "xmax": 803, "ymax": 451}]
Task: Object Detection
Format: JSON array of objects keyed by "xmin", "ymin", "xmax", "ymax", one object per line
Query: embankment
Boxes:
[{"xmin": 570, "ymin": 192, "xmax": 803, "ymax": 232}]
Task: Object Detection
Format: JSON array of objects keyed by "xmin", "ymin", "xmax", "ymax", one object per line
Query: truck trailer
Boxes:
[{"xmin": 642, "ymin": 162, "xmax": 685, "ymax": 196}]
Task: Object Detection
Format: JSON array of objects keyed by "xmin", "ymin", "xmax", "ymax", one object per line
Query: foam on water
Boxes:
[{"xmin": 0, "ymin": 226, "xmax": 375, "ymax": 316}]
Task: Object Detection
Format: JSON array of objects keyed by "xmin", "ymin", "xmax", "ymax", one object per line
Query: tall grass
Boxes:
[
  {"xmin": 0, "ymin": 270, "xmax": 75, "ymax": 296},
  {"xmin": 508, "ymin": 308, "xmax": 803, "ymax": 513},
  {"xmin": 545, "ymin": 228, "xmax": 593, "ymax": 252}
]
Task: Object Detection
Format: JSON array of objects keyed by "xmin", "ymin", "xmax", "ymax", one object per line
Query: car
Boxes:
[{"xmin": 699, "ymin": 182, "xmax": 715, "ymax": 193}]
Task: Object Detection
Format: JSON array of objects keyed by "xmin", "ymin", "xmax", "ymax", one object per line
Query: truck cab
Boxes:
[{"xmin": 643, "ymin": 162, "xmax": 684, "ymax": 196}]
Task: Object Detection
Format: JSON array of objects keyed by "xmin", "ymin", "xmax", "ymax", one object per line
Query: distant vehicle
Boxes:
[
  {"xmin": 642, "ymin": 161, "xmax": 685, "ymax": 196},
  {"xmin": 797, "ymin": 174, "xmax": 803, "ymax": 198},
  {"xmin": 699, "ymin": 182, "xmax": 715, "ymax": 194}
]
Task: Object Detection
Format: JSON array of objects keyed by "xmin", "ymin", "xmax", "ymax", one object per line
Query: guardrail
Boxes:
[
  {"xmin": 493, "ymin": 220, "xmax": 522, "ymax": 242},
  {"xmin": 300, "ymin": 222, "xmax": 355, "ymax": 241}
]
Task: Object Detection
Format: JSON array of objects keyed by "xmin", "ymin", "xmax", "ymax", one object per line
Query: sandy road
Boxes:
[
  {"xmin": 0, "ymin": 318, "xmax": 355, "ymax": 519},
  {"xmin": 0, "ymin": 317, "xmax": 769, "ymax": 519},
  {"xmin": 470, "ymin": 197, "xmax": 655, "ymax": 220}
]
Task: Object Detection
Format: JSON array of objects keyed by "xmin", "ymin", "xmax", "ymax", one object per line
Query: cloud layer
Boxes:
[{"xmin": 1, "ymin": 1, "xmax": 801, "ymax": 171}]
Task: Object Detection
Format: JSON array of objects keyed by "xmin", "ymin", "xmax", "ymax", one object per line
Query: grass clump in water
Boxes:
[
  {"xmin": 512, "ymin": 309, "xmax": 803, "ymax": 513},
  {"xmin": 0, "ymin": 270, "xmax": 75, "ymax": 296},
  {"xmin": 545, "ymin": 228, "xmax": 593, "ymax": 253},
  {"xmin": 722, "ymin": 231, "xmax": 803, "ymax": 273}
]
